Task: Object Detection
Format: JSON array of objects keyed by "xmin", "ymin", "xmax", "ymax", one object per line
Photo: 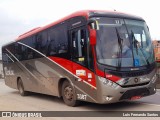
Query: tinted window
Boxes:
[
  {"xmin": 2, "ymin": 43, "xmax": 17, "ymax": 63},
  {"xmin": 2, "ymin": 47, "xmax": 13, "ymax": 63},
  {"xmin": 72, "ymin": 29, "xmax": 86, "ymax": 66},
  {"xmin": 72, "ymin": 29, "xmax": 85, "ymax": 58},
  {"xmin": 22, "ymin": 37, "xmax": 34, "ymax": 47},
  {"xmin": 47, "ymin": 23, "xmax": 68, "ymax": 57},
  {"xmin": 14, "ymin": 43, "xmax": 23, "ymax": 60},
  {"xmin": 20, "ymin": 38, "xmax": 34, "ymax": 60},
  {"xmin": 47, "ymin": 28, "xmax": 58, "ymax": 55},
  {"xmin": 35, "ymin": 31, "xmax": 48, "ymax": 55},
  {"xmin": 17, "ymin": 23, "xmax": 69, "ymax": 59}
]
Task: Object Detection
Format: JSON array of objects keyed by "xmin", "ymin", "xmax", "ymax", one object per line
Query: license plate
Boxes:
[{"xmin": 131, "ymin": 96, "xmax": 141, "ymax": 100}]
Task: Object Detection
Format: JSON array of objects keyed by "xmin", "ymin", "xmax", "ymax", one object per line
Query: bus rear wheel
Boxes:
[
  {"xmin": 62, "ymin": 81, "xmax": 79, "ymax": 107},
  {"xmin": 17, "ymin": 78, "xmax": 28, "ymax": 96}
]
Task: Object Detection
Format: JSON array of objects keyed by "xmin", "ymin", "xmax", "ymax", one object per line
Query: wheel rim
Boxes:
[{"xmin": 64, "ymin": 86, "xmax": 73, "ymax": 101}]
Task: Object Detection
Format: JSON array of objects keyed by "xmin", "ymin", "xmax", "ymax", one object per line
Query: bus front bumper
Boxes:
[{"xmin": 95, "ymin": 76, "xmax": 157, "ymax": 104}]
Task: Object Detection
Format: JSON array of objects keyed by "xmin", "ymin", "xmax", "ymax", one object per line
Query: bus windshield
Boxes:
[{"xmin": 95, "ymin": 17, "xmax": 154, "ymax": 67}]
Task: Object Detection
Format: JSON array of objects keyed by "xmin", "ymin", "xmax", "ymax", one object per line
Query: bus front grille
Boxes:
[
  {"xmin": 119, "ymin": 88, "xmax": 150, "ymax": 100},
  {"xmin": 112, "ymin": 70, "xmax": 152, "ymax": 77},
  {"xmin": 121, "ymin": 82, "xmax": 150, "ymax": 88}
]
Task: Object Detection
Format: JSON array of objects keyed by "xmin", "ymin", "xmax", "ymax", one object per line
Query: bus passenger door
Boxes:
[{"xmin": 70, "ymin": 27, "xmax": 96, "ymax": 89}]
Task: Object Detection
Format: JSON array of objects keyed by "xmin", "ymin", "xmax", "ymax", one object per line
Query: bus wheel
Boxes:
[
  {"xmin": 17, "ymin": 78, "xmax": 28, "ymax": 96},
  {"xmin": 62, "ymin": 81, "xmax": 79, "ymax": 107}
]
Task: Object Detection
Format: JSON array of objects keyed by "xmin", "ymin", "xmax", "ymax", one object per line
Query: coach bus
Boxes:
[{"xmin": 2, "ymin": 10, "xmax": 157, "ymax": 106}]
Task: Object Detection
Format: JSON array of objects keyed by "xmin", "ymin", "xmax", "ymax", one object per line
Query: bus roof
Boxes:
[{"xmin": 16, "ymin": 10, "xmax": 143, "ymax": 41}]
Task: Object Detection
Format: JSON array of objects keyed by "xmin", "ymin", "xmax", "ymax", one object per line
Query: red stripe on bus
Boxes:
[
  {"xmin": 90, "ymin": 41, "xmax": 105, "ymax": 78},
  {"xmin": 48, "ymin": 56, "xmax": 97, "ymax": 88}
]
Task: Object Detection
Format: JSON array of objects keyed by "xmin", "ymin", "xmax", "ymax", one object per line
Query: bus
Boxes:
[{"xmin": 2, "ymin": 10, "xmax": 158, "ymax": 106}]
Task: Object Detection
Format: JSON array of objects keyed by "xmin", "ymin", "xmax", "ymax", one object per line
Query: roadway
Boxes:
[{"xmin": 0, "ymin": 79, "xmax": 160, "ymax": 119}]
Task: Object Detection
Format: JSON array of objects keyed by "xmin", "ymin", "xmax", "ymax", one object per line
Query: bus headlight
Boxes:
[
  {"xmin": 116, "ymin": 78, "xmax": 129, "ymax": 85},
  {"xmin": 151, "ymin": 74, "xmax": 157, "ymax": 83},
  {"xmin": 98, "ymin": 77, "xmax": 119, "ymax": 89}
]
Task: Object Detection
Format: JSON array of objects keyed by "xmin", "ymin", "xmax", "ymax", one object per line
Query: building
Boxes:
[
  {"xmin": 152, "ymin": 40, "xmax": 160, "ymax": 89},
  {"xmin": 153, "ymin": 40, "xmax": 160, "ymax": 62}
]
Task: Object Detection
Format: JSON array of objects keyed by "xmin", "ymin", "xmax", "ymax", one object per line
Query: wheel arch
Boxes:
[
  {"xmin": 16, "ymin": 76, "xmax": 21, "ymax": 89},
  {"xmin": 58, "ymin": 77, "xmax": 74, "ymax": 97}
]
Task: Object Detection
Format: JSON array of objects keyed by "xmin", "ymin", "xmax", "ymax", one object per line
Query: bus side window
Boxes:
[
  {"xmin": 47, "ymin": 23, "xmax": 69, "ymax": 58},
  {"xmin": 47, "ymin": 39, "xmax": 57, "ymax": 55},
  {"xmin": 55, "ymin": 24, "xmax": 68, "ymax": 56},
  {"xmin": 14, "ymin": 43, "xmax": 23, "ymax": 60},
  {"xmin": 58, "ymin": 43, "xmax": 68, "ymax": 54},
  {"xmin": 47, "ymin": 28, "xmax": 58, "ymax": 56},
  {"xmin": 72, "ymin": 29, "xmax": 86, "ymax": 66}
]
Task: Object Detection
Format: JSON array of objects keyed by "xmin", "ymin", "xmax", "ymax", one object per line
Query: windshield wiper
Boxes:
[
  {"xmin": 115, "ymin": 28, "xmax": 123, "ymax": 69},
  {"xmin": 139, "ymin": 47, "xmax": 150, "ymax": 67},
  {"xmin": 131, "ymin": 31, "xmax": 138, "ymax": 55},
  {"xmin": 131, "ymin": 30, "xmax": 150, "ymax": 67}
]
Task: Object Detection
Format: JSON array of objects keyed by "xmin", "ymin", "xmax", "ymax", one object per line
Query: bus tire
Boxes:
[
  {"xmin": 17, "ymin": 78, "xmax": 28, "ymax": 96},
  {"xmin": 62, "ymin": 81, "xmax": 79, "ymax": 107}
]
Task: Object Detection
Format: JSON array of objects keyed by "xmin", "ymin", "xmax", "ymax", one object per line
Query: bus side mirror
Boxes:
[
  {"xmin": 89, "ymin": 28, "xmax": 96, "ymax": 45},
  {"xmin": 88, "ymin": 19, "xmax": 98, "ymax": 45},
  {"xmin": 88, "ymin": 19, "xmax": 99, "ymax": 30}
]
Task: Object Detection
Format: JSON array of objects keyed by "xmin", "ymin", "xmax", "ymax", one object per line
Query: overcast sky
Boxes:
[{"xmin": 0, "ymin": 0, "xmax": 160, "ymax": 52}]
